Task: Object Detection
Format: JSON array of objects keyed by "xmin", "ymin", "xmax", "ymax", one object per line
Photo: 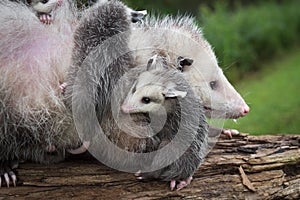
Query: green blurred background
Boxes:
[{"xmin": 79, "ymin": 0, "xmax": 300, "ymax": 135}]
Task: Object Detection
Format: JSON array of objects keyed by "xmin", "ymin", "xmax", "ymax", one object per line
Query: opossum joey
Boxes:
[
  {"xmin": 121, "ymin": 57, "xmax": 208, "ymax": 191},
  {"xmin": 29, "ymin": 0, "xmax": 63, "ymax": 24}
]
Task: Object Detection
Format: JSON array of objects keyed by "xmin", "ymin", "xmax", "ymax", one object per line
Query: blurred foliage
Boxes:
[
  {"xmin": 79, "ymin": 0, "xmax": 284, "ymax": 16},
  {"xmin": 225, "ymin": 49, "xmax": 300, "ymax": 134},
  {"xmin": 199, "ymin": 0, "xmax": 300, "ymax": 82}
]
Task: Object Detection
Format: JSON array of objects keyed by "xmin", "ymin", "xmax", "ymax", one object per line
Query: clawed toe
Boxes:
[
  {"xmin": 170, "ymin": 180, "xmax": 176, "ymax": 191},
  {"xmin": 9, "ymin": 171, "xmax": 17, "ymax": 187},
  {"xmin": 0, "ymin": 170, "xmax": 17, "ymax": 188},
  {"xmin": 60, "ymin": 82, "xmax": 67, "ymax": 95},
  {"xmin": 39, "ymin": 14, "xmax": 53, "ymax": 24},
  {"xmin": 0, "ymin": 160, "xmax": 19, "ymax": 188}
]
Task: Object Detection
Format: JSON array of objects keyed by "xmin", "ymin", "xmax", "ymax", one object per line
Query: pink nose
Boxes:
[{"xmin": 243, "ymin": 105, "xmax": 250, "ymax": 115}]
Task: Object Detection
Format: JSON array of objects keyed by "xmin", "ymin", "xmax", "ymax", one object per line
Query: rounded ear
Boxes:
[
  {"xmin": 146, "ymin": 55, "xmax": 158, "ymax": 71},
  {"xmin": 163, "ymin": 89, "xmax": 187, "ymax": 98},
  {"xmin": 177, "ymin": 56, "xmax": 194, "ymax": 72}
]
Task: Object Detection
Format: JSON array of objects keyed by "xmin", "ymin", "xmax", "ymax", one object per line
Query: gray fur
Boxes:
[
  {"xmin": 64, "ymin": 0, "xmax": 135, "ymax": 125},
  {"xmin": 9, "ymin": 0, "xmax": 61, "ymax": 21},
  {"xmin": 65, "ymin": 0, "xmax": 208, "ymax": 183},
  {"xmin": 64, "ymin": 0, "xmax": 159, "ymax": 164},
  {"xmin": 120, "ymin": 63, "xmax": 209, "ymax": 182}
]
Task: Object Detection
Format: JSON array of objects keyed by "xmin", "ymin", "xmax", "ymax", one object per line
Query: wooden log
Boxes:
[{"xmin": 0, "ymin": 134, "xmax": 299, "ymax": 200}]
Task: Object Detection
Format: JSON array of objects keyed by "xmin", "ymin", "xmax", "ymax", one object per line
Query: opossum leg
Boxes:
[
  {"xmin": 39, "ymin": 14, "xmax": 53, "ymax": 24},
  {"xmin": 0, "ymin": 160, "xmax": 19, "ymax": 188},
  {"xmin": 175, "ymin": 176, "xmax": 193, "ymax": 191},
  {"xmin": 67, "ymin": 141, "xmax": 90, "ymax": 155}
]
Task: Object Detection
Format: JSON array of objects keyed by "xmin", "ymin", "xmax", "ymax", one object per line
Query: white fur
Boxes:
[{"xmin": 31, "ymin": 0, "xmax": 59, "ymax": 13}]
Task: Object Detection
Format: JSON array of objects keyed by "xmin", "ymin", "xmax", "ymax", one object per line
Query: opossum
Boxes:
[
  {"xmin": 0, "ymin": 0, "xmax": 78, "ymax": 187},
  {"xmin": 10, "ymin": 0, "xmax": 63, "ymax": 24},
  {"xmin": 30, "ymin": 0, "xmax": 63, "ymax": 24},
  {"xmin": 65, "ymin": 0, "xmax": 208, "ymax": 191},
  {"xmin": 129, "ymin": 16, "xmax": 250, "ymax": 135},
  {"xmin": 120, "ymin": 56, "xmax": 209, "ymax": 190}
]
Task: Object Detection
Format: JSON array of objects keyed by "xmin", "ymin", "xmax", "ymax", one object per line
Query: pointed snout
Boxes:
[
  {"xmin": 243, "ymin": 104, "xmax": 250, "ymax": 115},
  {"xmin": 239, "ymin": 103, "xmax": 250, "ymax": 117}
]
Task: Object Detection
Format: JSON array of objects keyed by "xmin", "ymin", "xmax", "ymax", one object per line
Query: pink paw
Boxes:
[
  {"xmin": 59, "ymin": 82, "xmax": 67, "ymax": 95},
  {"xmin": 39, "ymin": 14, "xmax": 53, "ymax": 24},
  {"xmin": 67, "ymin": 141, "xmax": 90, "ymax": 155},
  {"xmin": 222, "ymin": 129, "xmax": 239, "ymax": 138},
  {"xmin": 170, "ymin": 176, "xmax": 193, "ymax": 191},
  {"xmin": 46, "ymin": 144, "xmax": 56, "ymax": 153},
  {"xmin": 57, "ymin": 0, "xmax": 63, "ymax": 6}
]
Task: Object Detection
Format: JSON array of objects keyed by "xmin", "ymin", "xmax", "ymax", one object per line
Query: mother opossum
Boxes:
[
  {"xmin": 130, "ymin": 16, "xmax": 250, "ymax": 134},
  {"xmin": 0, "ymin": 0, "xmax": 78, "ymax": 187}
]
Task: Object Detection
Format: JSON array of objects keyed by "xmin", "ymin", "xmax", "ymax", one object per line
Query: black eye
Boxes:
[
  {"xmin": 41, "ymin": 0, "xmax": 49, "ymax": 4},
  {"xmin": 141, "ymin": 97, "xmax": 151, "ymax": 104},
  {"xmin": 210, "ymin": 81, "xmax": 218, "ymax": 90}
]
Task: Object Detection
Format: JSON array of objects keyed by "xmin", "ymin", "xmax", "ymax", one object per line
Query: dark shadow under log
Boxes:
[{"xmin": 1, "ymin": 134, "xmax": 299, "ymax": 200}]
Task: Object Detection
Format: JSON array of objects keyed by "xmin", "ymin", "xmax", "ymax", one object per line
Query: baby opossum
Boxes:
[
  {"xmin": 10, "ymin": 0, "xmax": 63, "ymax": 24},
  {"xmin": 0, "ymin": 0, "xmax": 78, "ymax": 187},
  {"xmin": 30, "ymin": 0, "xmax": 63, "ymax": 24},
  {"xmin": 119, "ymin": 56, "xmax": 209, "ymax": 191},
  {"xmin": 129, "ymin": 16, "xmax": 250, "ymax": 135}
]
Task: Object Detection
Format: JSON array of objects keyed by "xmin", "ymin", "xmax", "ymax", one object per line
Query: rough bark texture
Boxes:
[{"xmin": 1, "ymin": 134, "xmax": 299, "ymax": 200}]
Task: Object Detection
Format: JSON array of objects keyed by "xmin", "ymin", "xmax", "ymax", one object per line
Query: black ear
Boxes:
[
  {"xmin": 131, "ymin": 10, "xmax": 147, "ymax": 23},
  {"xmin": 177, "ymin": 56, "xmax": 194, "ymax": 72}
]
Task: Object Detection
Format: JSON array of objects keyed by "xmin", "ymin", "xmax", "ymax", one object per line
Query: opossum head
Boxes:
[
  {"xmin": 121, "ymin": 58, "xmax": 187, "ymax": 114},
  {"xmin": 29, "ymin": 0, "xmax": 62, "ymax": 13},
  {"xmin": 131, "ymin": 16, "xmax": 250, "ymax": 119},
  {"xmin": 175, "ymin": 38, "xmax": 250, "ymax": 119}
]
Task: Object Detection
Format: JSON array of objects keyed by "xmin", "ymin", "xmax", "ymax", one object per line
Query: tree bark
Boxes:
[{"xmin": 1, "ymin": 134, "xmax": 299, "ymax": 200}]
